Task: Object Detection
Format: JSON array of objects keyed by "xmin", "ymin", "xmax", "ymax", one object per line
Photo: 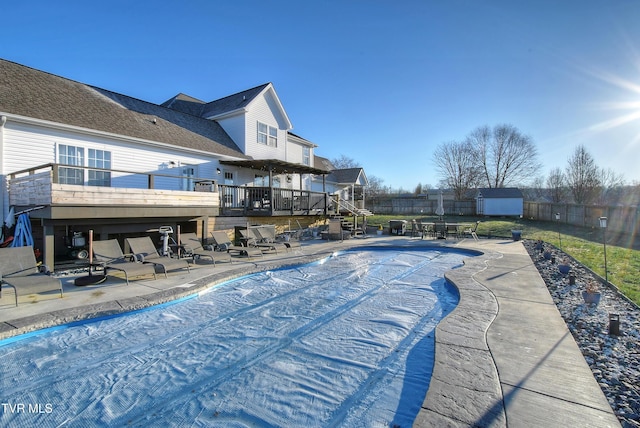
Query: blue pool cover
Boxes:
[{"xmin": 0, "ymin": 248, "xmax": 463, "ymax": 427}]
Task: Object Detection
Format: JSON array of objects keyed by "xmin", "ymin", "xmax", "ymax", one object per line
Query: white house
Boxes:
[
  {"xmin": 476, "ymin": 188, "xmax": 524, "ymax": 217},
  {"xmin": 0, "ymin": 58, "xmax": 367, "ymax": 268}
]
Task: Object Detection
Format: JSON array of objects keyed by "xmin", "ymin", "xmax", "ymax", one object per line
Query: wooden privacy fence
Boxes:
[
  {"xmin": 367, "ymin": 197, "xmax": 476, "ymax": 216},
  {"xmin": 524, "ymin": 202, "xmax": 640, "ymax": 235},
  {"xmin": 368, "ymin": 197, "xmax": 639, "ymax": 236}
]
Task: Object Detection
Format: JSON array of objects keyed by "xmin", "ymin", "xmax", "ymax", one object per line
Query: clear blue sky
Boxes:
[{"xmin": 2, "ymin": 1, "xmax": 639, "ymax": 190}]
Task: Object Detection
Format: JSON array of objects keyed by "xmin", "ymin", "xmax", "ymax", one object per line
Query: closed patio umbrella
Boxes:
[{"xmin": 436, "ymin": 191, "xmax": 445, "ymax": 220}]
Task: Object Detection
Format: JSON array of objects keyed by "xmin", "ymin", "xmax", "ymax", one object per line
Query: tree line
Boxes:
[{"xmin": 335, "ymin": 124, "xmax": 637, "ymax": 206}]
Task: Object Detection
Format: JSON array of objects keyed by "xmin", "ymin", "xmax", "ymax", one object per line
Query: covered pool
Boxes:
[{"xmin": 0, "ymin": 248, "xmax": 465, "ymax": 427}]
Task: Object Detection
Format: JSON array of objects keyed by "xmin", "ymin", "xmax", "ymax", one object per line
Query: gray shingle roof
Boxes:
[
  {"xmin": 477, "ymin": 188, "xmax": 523, "ymax": 198},
  {"xmin": 160, "ymin": 93, "xmax": 206, "ymax": 117},
  {"xmin": 327, "ymin": 168, "xmax": 368, "ymax": 185},
  {"xmin": 313, "ymin": 155, "xmax": 335, "ymax": 171},
  {"xmin": 200, "ymin": 83, "xmax": 270, "ymax": 119},
  {"xmin": 0, "ymin": 59, "xmax": 247, "ymax": 159}
]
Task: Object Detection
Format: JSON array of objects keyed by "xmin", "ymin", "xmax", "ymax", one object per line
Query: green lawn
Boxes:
[{"xmin": 357, "ymin": 214, "xmax": 640, "ymax": 306}]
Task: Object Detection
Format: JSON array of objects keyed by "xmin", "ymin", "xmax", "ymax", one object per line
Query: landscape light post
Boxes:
[
  {"xmin": 599, "ymin": 217, "xmax": 608, "ymax": 286},
  {"xmin": 555, "ymin": 212, "xmax": 562, "ymax": 250}
]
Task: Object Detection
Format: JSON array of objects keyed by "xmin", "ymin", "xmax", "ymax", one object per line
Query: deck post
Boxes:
[{"xmin": 42, "ymin": 221, "xmax": 55, "ymax": 271}]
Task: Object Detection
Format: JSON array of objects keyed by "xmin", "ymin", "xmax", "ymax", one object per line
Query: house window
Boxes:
[
  {"xmin": 303, "ymin": 147, "xmax": 310, "ymax": 166},
  {"xmin": 58, "ymin": 144, "xmax": 85, "ymax": 185},
  {"xmin": 253, "ymin": 174, "xmax": 269, "ymax": 187},
  {"xmin": 257, "ymin": 121, "xmax": 277, "ymax": 147},
  {"xmin": 88, "ymin": 149, "xmax": 111, "ymax": 186},
  {"xmin": 58, "ymin": 145, "xmax": 113, "ymax": 186}
]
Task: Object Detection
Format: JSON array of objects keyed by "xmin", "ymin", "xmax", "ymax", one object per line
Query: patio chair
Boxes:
[
  {"xmin": 92, "ymin": 239, "xmax": 157, "ymax": 285},
  {"xmin": 410, "ymin": 219, "xmax": 423, "ymax": 238},
  {"xmin": 464, "ymin": 221, "xmax": 480, "ymax": 240},
  {"xmin": 210, "ymin": 231, "xmax": 263, "ymax": 259},
  {"xmin": 253, "ymin": 226, "xmax": 290, "ymax": 253},
  {"xmin": 126, "ymin": 237, "xmax": 191, "ymax": 277},
  {"xmin": 0, "ymin": 246, "xmax": 63, "ymax": 307},
  {"xmin": 434, "ymin": 222, "xmax": 447, "ymax": 239},
  {"xmin": 179, "ymin": 233, "xmax": 233, "ymax": 265},
  {"xmin": 420, "ymin": 221, "xmax": 435, "ymax": 239},
  {"xmin": 445, "ymin": 223, "xmax": 459, "ymax": 239},
  {"xmin": 239, "ymin": 228, "xmax": 280, "ymax": 254},
  {"xmin": 278, "ymin": 232, "xmax": 302, "ymax": 250}
]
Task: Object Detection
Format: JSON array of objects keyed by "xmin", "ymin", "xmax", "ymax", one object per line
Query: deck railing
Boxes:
[
  {"xmin": 219, "ymin": 185, "xmax": 330, "ymax": 216},
  {"xmin": 7, "ymin": 164, "xmax": 335, "ymax": 217},
  {"xmin": 7, "ymin": 163, "xmax": 216, "ymax": 191}
]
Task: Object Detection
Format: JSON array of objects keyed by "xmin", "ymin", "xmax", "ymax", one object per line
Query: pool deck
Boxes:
[{"xmin": 0, "ymin": 235, "xmax": 620, "ymax": 427}]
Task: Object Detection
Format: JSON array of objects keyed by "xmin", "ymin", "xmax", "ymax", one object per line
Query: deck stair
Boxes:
[{"xmin": 334, "ymin": 198, "xmax": 374, "ymax": 217}]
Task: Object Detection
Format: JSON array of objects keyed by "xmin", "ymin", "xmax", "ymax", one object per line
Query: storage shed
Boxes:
[{"xmin": 476, "ymin": 188, "xmax": 523, "ymax": 217}]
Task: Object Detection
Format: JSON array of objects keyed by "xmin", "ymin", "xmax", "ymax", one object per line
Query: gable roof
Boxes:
[
  {"xmin": 0, "ymin": 59, "xmax": 247, "ymax": 159},
  {"xmin": 477, "ymin": 188, "xmax": 524, "ymax": 199},
  {"xmin": 198, "ymin": 83, "xmax": 269, "ymax": 119},
  {"xmin": 327, "ymin": 168, "xmax": 369, "ymax": 186},
  {"xmin": 200, "ymin": 83, "xmax": 293, "ymax": 130}
]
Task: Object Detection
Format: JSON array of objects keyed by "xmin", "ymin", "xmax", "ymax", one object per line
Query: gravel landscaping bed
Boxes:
[{"xmin": 524, "ymin": 239, "xmax": 640, "ymax": 428}]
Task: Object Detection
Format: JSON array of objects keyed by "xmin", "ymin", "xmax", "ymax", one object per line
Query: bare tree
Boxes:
[
  {"xmin": 331, "ymin": 155, "xmax": 361, "ymax": 169},
  {"xmin": 546, "ymin": 167, "xmax": 567, "ymax": 203},
  {"xmin": 366, "ymin": 175, "xmax": 386, "ymax": 198},
  {"xmin": 433, "ymin": 140, "xmax": 481, "ymax": 200},
  {"xmin": 565, "ymin": 145, "xmax": 601, "ymax": 204},
  {"xmin": 466, "ymin": 126, "xmax": 491, "ymax": 186},
  {"xmin": 471, "ymin": 124, "xmax": 541, "ymax": 188},
  {"xmin": 597, "ymin": 168, "xmax": 625, "ymax": 205},
  {"xmin": 521, "ymin": 175, "xmax": 546, "ymax": 201}
]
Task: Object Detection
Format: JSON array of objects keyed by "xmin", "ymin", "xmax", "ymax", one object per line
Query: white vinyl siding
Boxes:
[
  {"xmin": 243, "ymin": 93, "xmax": 287, "ymax": 160},
  {"xmin": 2, "ymin": 121, "xmax": 218, "ymax": 191},
  {"xmin": 214, "ymin": 114, "xmax": 246, "ymax": 152},
  {"xmin": 482, "ymin": 198, "xmax": 523, "ymax": 217},
  {"xmin": 213, "ymin": 87, "xmax": 292, "ymax": 164}
]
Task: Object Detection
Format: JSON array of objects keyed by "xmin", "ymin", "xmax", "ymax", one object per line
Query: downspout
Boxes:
[{"xmin": 0, "ymin": 116, "xmax": 8, "ymax": 226}]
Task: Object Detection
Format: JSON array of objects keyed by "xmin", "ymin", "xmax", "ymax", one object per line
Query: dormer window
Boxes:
[{"xmin": 257, "ymin": 121, "xmax": 277, "ymax": 147}]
